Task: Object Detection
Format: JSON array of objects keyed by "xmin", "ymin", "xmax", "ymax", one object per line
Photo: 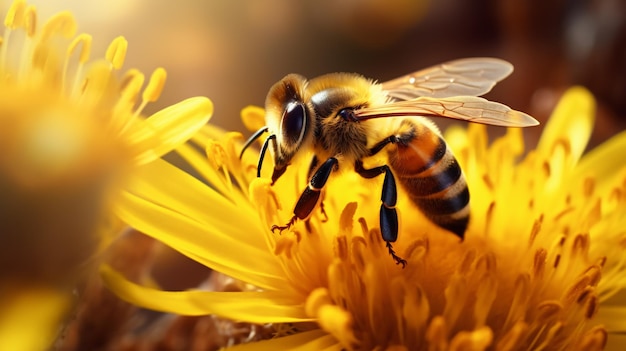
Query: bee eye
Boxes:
[{"xmin": 281, "ymin": 101, "xmax": 307, "ymax": 145}]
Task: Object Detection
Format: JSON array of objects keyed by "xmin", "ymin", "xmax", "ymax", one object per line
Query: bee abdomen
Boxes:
[{"xmin": 388, "ymin": 123, "xmax": 469, "ymax": 239}]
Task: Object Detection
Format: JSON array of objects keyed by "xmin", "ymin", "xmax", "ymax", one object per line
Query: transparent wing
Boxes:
[
  {"xmin": 381, "ymin": 58, "xmax": 514, "ymax": 100},
  {"xmin": 356, "ymin": 96, "xmax": 539, "ymax": 127}
]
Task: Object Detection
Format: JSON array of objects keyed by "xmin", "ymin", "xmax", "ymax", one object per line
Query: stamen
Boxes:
[
  {"xmin": 397, "ymin": 281, "xmax": 429, "ymax": 346},
  {"xmin": 528, "ymin": 215, "xmax": 543, "ymax": 247},
  {"xmin": 105, "ymin": 36, "xmax": 127, "ymax": 70},
  {"xmin": 425, "ymin": 316, "xmax": 447, "ymax": 347},
  {"xmin": 206, "ymin": 141, "xmax": 234, "ymax": 194},
  {"xmin": 563, "ymin": 274, "xmax": 592, "ymax": 305},
  {"xmin": 1, "ymin": 0, "xmax": 27, "ymax": 70},
  {"xmin": 554, "ymin": 207, "xmax": 575, "ymax": 221},
  {"xmin": 358, "ymin": 217, "xmax": 368, "ymax": 236},
  {"xmin": 350, "ymin": 236, "xmax": 367, "ymax": 271},
  {"xmin": 570, "ymin": 233, "xmax": 590, "ymax": 260},
  {"xmin": 534, "ymin": 301, "xmax": 562, "ymax": 325},
  {"xmin": 443, "ymin": 270, "xmax": 470, "ymax": 328},
  {"xmin": 583, "ymin": 199, "xmax": 601, "ymax": 229},
  {"xmin": 404, "ymin": 237, "xmax": 429, "ymax": 263},
  {"xmin": 339, "ymin": 202, "xmax": 357, "ymax": 232},
  {"xmin": 23, "ymin": 5, "xmax": 35, "ymax": 37},
  {"xmin": 474, "ymin": 272, "xmax": 497, "ymax": 326},
  {"xmin": 273, "ymin": 236, "xmax": 296, "ymax": 259},
  {"xmin": 551, "ymin": 138, "xmax": 572, "ymax": 157},
  {"xmin": 577, "ymin": 288, "xmax": 595, "ymax": 312},
  {"xmin": 448, "ymin": 327, "xmax": 493, "ymax": 350},
  {"xmin": 111, "ymin": 69, "xmax": 144, "ymax": 133},
  {"xmin": 533, "ymin": 322, "xmax": 563, "ymax": 350},
  {"xmin": 305, "ymin": 287, "xmax": 333, "ymax": 318},
  {"xmin": 142, "ymin": 67, "xmax": 166, "ymax": 103},
  {"xmin": 335, "ymin": 236, "xmax": 349, "ymax": 262},
  {"xmin": 532, "ymin": 248, "xmax": 547, "ymax": 280},
  {"xmin": 578, "ymin": 326, "xmax": 607, "ymax": 350},
  {"xmin": 118, "ymin": 69, "xmax": 144, "ymax": 106},
  {"xmin": 502, "ymin": 274, "xmax": 530, "ymax": 332},
  {"xmin": 4, "ymin": 0, "xmax": 26, "ymax": 29},
  {"xmin": 133, "ymin": 67, "xmax": 166, "ymax": 119},
  {"xmin": 553, "ymin": 254, "xmax": 561, "ymax": 268},
  {"xmin": 40, "ymin": 11, "xmax": 76, "ymax": 41},
  {"xmin": 495, "ymin": 322, "xmax": 528, "ymax": 351},
  {"xmin": 64, "ymin": 33, "xmax": 92, "ymax": 94}
]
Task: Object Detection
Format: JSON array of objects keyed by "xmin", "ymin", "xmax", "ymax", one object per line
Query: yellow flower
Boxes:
[
  {"xmin": 103, "ymin": 86, "xmax": 626, "ymax": 350},
  {"xmin": 0, "ymin": 1, "xmax": 212, "ymax": 350}
]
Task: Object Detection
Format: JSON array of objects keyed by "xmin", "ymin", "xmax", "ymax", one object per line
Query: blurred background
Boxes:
[{"xmin": 29, "ymin": 0, "xmax": 626, "ymax": 148}]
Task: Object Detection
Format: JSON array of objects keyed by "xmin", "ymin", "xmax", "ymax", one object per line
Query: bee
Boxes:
[{"xmin": 240, "ymin": 58, "xmax": 538, "ymax": 267}]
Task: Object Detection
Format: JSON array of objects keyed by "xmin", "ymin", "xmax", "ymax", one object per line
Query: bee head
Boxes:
[{"xmin": 264, "ymin": 74, "xmax": 314, "ymax": 183}]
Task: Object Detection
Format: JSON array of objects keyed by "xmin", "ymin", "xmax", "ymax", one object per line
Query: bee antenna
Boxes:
[{"xmin": 240, "ymin": 126, "xmax": 269, "ymax": 159}]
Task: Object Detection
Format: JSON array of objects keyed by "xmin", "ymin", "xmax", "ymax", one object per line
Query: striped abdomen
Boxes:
[{"xmin": 386, "ymin": 120, "xmax": 469, "ymax": 239}]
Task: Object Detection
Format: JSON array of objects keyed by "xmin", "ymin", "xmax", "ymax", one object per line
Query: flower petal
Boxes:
[
  {"xmin": 574, "ymin": 130, "xmax": 626, "ymax": 190},
  {"xmin": 225, "ymin": 329, "xmax": 339, "ymax": 351},
  {"xmin": 130, "ymin": 97, "xmax": 213, "ymax": 165},
  {"xmin": 536, "ymin": 86, "xmax": 595, "ymax": 169},
  {"xmin": 101, "ymin": 265, "xmax": 310, "ymax": 323},
  {"xmin": 116, "ymin": 158, "xmax": 287, "ymax": 290}
]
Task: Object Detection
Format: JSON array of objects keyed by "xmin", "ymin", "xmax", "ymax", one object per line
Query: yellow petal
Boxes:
[
  {"xmin": 129, "ymin": 97, "xmax": 213, "ymax": 165},
  {"xmin": 117, "ymin": 158, "xmax": 287, "ymax": 289},
  {"xmin": 241, "ymin": 105, "xmax": 267, "ymax": 132},
  {"xmin": 101, "ymin": 265, "xmax": 310, "ymax": 323},
  {"xmin": 225, "ymin": 329, "xmax": 338, "ymax": 351},
  {"xmin": 536, "ymin": 86, "xmax": 595, "ymax": 169},
  {"xmin": 116, "ymin": 195, "xmax": 287, "ymax": 290},
  {"xmin": 573, "ymin": 130, "xmax": 626, "ymax": 190}
]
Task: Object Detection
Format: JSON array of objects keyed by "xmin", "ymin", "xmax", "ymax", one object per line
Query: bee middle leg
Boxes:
[
  {"xmin": 306, "ymin": 156, "xmax": 328, "ymax": 222},
  {"xmin": 355, "ymin": 160, "xmax": 406, "ymax": 268},
  {"xmin": 272, "ymin": 157, "xmax": 338, "ymax": 233}
]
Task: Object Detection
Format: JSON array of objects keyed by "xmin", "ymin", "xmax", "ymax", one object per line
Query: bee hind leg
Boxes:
[
  {"xmin": 355, "ymin": 161, "xmax": 406, "ymax": 268},
  {"xmin": 386, "ymin": 241, "xmax": 407, "ymax": 268}
]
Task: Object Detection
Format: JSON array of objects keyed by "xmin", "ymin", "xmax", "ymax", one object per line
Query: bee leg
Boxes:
[
  {"xmin": 306, "ymin": 156, "xmax": 328, "ymax": 222},
  {"xmin": 272, "ymin": 157, "xmax": 338, "ymax": 234},
  {"xmin": 355, "ymin": 161, "xmax": 407, "ymax": 268}
]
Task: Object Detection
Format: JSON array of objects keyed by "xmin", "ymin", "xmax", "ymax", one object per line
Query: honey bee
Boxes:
[{"xmin": 240, "ymin": 58, "xmax": 538, "ymax": 267}]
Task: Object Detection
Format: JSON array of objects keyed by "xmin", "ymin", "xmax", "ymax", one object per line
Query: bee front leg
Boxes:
[
  {"xmin": 355, "ymin": 161, "xmax": 407, "ymax": 268},
  {"xmin": 272, "ymin": 157, "xmax": 338, "ymax": 234}
]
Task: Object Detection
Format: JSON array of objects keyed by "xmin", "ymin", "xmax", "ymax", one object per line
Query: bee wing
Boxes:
[
  {"xmin": 381, "ymin": 58, "xmax": 514, "ymax": 100},
  {"xmin": 356, "ymin": 96, "xmax": 539, "ymax": 127}
]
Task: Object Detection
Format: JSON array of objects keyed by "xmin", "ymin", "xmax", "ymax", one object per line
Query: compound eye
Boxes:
[{"xmin": 280, "ymin": 101, "xmax": 307, "ymax": 146}]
